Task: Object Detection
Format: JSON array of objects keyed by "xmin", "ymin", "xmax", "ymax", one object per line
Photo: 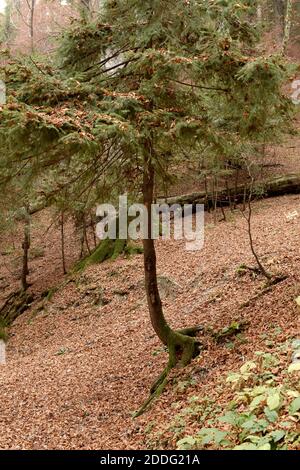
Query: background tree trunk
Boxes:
[
  {"xmin": 282, "ymin": 0, "xmax": 293, "ymax": 54},
  {"xmin": 21, "ymin": 210, "xmax": 30, "ymax": 291},
  {"xmin": 29, "ymin": 0, "xmax": 35, "ymax": 53},
  {"xmin": 61, "ymin": 212, "xmax": 67, "ymax": 275}
]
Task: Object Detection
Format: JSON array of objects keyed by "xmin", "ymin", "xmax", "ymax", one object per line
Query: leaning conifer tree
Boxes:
[{"xmin": 0, "ymin": 0, "xmax": 293, "ymax": 412}]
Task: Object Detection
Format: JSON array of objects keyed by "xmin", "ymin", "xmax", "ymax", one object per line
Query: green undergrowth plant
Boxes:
[{"xmin": 145, "ymin": 341, "xmax": 300, "ymax": 450}]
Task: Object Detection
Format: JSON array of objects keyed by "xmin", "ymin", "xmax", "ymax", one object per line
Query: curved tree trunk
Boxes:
[
  {"xmin": 142, "ymin": 159, "xmax": 171, "ymax": 345},
  {"xmin": 136, "ymin": 152, "xmax": 201, "ymax": 416}
]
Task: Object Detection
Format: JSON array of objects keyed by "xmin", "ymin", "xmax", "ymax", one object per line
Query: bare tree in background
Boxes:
[
  {"xmin": 29, "ymin": 0, "xmax": 35, "ymax": 52},
  {"xmin": 11, "ymin": 0, "xmax": 36, "ymax": 52},
  {"xmin": 282, "ymin": 0, "xmax": 293, "ymax": 55},
  {"xmin": 2, "ymin": 0, "xmax": 73, "ymax": 53},
  {"xmin": 241, "ymin": 163, "xmax": 271, "ymax": 281}
]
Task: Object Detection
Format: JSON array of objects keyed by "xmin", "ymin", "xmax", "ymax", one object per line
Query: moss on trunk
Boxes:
[{"xmin": 73, "ymin": 237, "xmax": 143, "ymax": 272}]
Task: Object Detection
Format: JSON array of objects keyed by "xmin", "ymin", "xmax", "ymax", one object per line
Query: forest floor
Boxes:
[{"xmin": 0, "ymin": 191, "xmax": 299, "ymax": 449}]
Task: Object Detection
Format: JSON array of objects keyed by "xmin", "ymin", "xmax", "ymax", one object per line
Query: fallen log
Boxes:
[{"xmin": 158, "ymin": 173, "xmax": 300, "ymax": 209}]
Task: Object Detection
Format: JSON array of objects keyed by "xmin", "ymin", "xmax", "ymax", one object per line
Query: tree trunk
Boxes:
[
  {"xmin": 257, "ymin": 4, "xmax": 262, "ymax": 23},
  {"xmin": 136, "ymin": 151, "xmax": 201, "ymax": 416},
  {"xmin": 282, "ymin": 0, "xmax": 293, "ymax": 55},
  {"xmin": 30, "ymin": 0, "xmax": 36, "ymax": 53},
  {"xmin": 83, "ymin": 215, "xmax": 91, "ymax": 255},
  {"xmin": 61, "ymin": 212, "xmax": 67, "ymax": 275},
  {"xmin": 142, "ymin": 159, "xmax": 172, "ymax": 345},
  {"xmin": 21, "ymin": 210, "xmax": 31, "ymax": 291},
  {"xmin": 244, "ymin": 177, "xmax": 272, "ymax": 280}
]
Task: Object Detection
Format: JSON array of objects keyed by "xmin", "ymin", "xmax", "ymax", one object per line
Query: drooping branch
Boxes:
[{"xmin": 167, "ymin": 77, "xmax": 230, "ymax": 93}]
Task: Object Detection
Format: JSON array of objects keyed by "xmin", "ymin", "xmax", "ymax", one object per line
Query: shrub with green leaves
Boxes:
[
  {"xmin": 145, "ymin": 343, "xmax": 300, "ymax": 450},
  {"xmin": 176, "ymin": 349, "xmax": 300, "ymax": 450}
]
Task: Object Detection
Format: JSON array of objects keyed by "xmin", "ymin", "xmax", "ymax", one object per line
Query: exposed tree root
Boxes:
[
  {"xmin": 134, "ymin": 356, "xmax": 174, "ymax": 418},
  {"xmin": 237, "ymin": 264, "xmax": 262, "ymax": 276},
  {"xmin": 238, "ymin": 264, "xmax": 288, "ymax": 286},
  {"xmin": 240, "ymin": 274, "xmax": 288, "ymax": 309},
  {"xmin": 177, "ymin": 325, "xmax": 204, "ymax": 337},
  {"xmin": 0, "ymin": 290, "xmax": 34, "ymax": 329},
  {"xmin": 265, "ymin": 274, "xmax": 288, "ymax": 288},
  {"xmin": 211, "ymin": 320, "xmax": 249, "ymax": 343},
  {"xmin": 134, "ymin": 329, "xmax": 202, "ymax": 418}
]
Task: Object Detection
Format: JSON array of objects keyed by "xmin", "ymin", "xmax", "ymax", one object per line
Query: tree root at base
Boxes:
[
  {"xmin": 134, "ymin": 330, "xmax": 202, "ymax": 418},
  {"xmin": 240, "ymin": 274, "xmax": 288, "ymax": 309},
  {"xmin": 133, "ymin": 364, "xmax": 172, "ymax": 418}
]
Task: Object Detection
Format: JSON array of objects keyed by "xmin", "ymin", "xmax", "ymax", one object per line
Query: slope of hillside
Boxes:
[{"xmin": 0, "ymin": 194, "xmax": 299, "ymax": 449}]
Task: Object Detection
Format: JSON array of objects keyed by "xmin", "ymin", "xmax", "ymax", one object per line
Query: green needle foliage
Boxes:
[{"xmin": 0, "ymin": 0, "xmax": 293, "ymax": 209}]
